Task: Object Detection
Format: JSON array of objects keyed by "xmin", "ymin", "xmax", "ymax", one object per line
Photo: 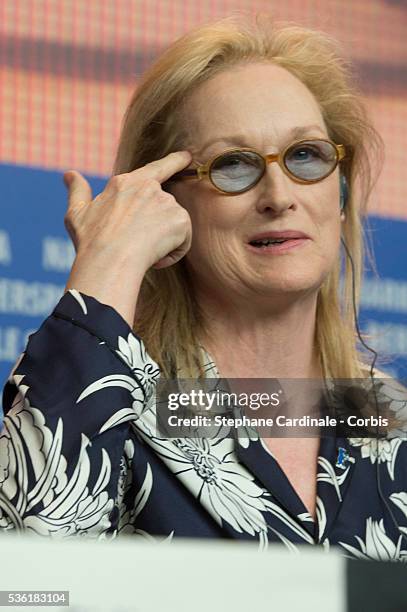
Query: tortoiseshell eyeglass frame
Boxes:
[{"xmin": 166, "ymin": 138, "xmax": 346, "ymax": 195}]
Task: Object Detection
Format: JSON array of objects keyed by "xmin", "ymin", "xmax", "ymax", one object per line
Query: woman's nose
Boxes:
[{"xmin": 254, "ymin": 161, "xmax": 296, "ymax": 214}]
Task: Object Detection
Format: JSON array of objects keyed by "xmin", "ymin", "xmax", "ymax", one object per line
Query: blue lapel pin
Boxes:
[{"xmin": 336, "ymin": 447, "xmax": 355, "ymax": 470}]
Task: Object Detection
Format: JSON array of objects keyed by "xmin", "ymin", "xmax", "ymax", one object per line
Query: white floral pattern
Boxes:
[
  {"xmin": 0, "ymin": 386, "xmax": 114, "ymax": 537},
  {"xmin": 390, "ymin": 492, "xmax": 407, "ymax": 536},
  {"xmin": 339, "ymin": 518, "xmax": 407, "ymax": 561},
  {"xmin": 317, "ymin": 456, "xmax": 351, "ymax": 502},
  {"xmin": 134, "ymin": 434, "xmax": 274, "ymax": 540},
  {"xmin": 349, "ymin": 437, "xmax": 402, "ymax": 480}
]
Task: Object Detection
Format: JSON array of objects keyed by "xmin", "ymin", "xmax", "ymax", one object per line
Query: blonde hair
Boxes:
[{"xmin": 113, "ymin": 14, "xmax": 384, "ymax": 380}]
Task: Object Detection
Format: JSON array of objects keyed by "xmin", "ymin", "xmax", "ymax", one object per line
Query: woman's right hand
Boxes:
[{"xmin": 63, "ymin": 151, "xmax": 193, "ymax": 325}]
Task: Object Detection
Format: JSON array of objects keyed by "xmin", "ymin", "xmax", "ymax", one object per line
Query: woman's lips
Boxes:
[
  {"xmin": 245, "ymin": 237, "xmax": 310, "ymax": 254},
  {"xmin": 247, "ymin": 230, "xmax": 310, "ymax": 242}
]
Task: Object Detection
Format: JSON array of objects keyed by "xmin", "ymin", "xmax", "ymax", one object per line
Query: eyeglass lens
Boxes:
[{"xmin": 210, "ymin": 140, "xmax": 338, "ymax": 193}]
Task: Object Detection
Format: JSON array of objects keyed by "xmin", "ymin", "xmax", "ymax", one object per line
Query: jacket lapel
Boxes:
[{"xmin": 316, "ymin": 435, "xmax": 356, "ymax": 542}]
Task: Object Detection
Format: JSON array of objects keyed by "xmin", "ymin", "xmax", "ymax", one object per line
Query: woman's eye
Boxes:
[
  {"xmin": 218, "ymin": 155, "xmax": 259, "ymax": 170},
  {"xmin": 289, "ymin": 146, "xmax": 335, "ymax": 165},
  {"xmin": 291, "ymin": 147, "xmax": 320, "ymax": 160},
  {"xmin": 221, "ymin": 156, "xmax": 244, "ymax": 167}
]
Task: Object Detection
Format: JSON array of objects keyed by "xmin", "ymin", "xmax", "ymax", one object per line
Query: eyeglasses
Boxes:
[{"xmin": 167, "ymin": 139, "xmax": 346, "ymax": 195}]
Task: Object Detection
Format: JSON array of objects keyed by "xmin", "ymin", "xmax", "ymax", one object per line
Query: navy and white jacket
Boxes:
[{"xmin": 1, "ymin": 289, "xmax": 407, "ymax": 559}]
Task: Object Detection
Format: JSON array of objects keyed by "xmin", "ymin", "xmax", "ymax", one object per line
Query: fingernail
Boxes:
[{"xmin": 63, "ymin": 172, "xmax": 72, "ymax": 188}]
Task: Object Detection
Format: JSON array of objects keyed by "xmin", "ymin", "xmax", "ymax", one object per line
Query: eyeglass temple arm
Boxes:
[
  {"xmin": 337, "ymin": 144, "xmax": 346, "ymax": 160},
  {"xmin": 166, "ymin": 168, "xmax": 201, "ymax": 182}
]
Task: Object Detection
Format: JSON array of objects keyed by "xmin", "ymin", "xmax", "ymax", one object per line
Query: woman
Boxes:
[{"xmin": 1, "ymin": 15, "xmax": 406, "ymax": 558}]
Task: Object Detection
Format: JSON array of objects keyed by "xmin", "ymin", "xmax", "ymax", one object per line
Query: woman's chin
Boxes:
[{"xmin": 250, "ymin": 276, "xmax": 324, "ymax": 298}]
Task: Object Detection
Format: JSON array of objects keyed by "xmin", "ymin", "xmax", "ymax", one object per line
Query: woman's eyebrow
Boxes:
[{"xmin": 196, "ymin": 124, "xmax": 327, "ymax": 155}]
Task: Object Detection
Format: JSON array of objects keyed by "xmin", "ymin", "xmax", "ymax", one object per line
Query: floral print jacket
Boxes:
[{"xmin": 1, "ymin": 289, "xmax": 407, "ymax": 560}]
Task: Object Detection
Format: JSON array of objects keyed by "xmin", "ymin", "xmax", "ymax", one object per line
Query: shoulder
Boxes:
[
  {"xmin": 359, "ymin": 365, "xmax": 407, "ymax": 438},
  {"xmin": 358, "ymin": 362, "xmax": 395, "ymax": 380}
]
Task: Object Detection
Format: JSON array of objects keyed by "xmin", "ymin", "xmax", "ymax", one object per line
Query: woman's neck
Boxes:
[{"xmin": 198, "ymin": 288, "xmax": 323, "ymax": 380}]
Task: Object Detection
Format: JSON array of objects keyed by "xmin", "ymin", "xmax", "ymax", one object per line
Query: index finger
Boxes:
[{"xmin": 133, "ymin": 150, "xmax": 193, "ymax": 184}]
